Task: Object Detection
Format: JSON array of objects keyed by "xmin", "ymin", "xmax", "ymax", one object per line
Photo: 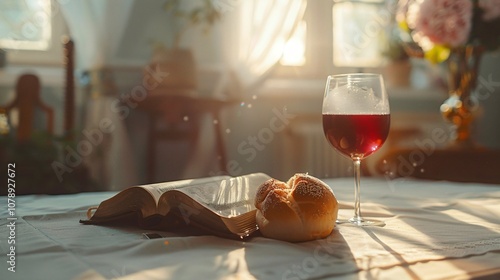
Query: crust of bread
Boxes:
[{"xmin": 255, "ymin": 174, "xmax": 338, "ymax": 242}]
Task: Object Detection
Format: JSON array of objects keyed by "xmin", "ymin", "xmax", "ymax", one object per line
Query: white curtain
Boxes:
[
  {"xmin": 58, "ymin": 0, "xmax": 134, "ymax": 71},
  {"xmin": 57, "ymin": 0, "xmax": 306, "ymax": 186},
  {"xmin": 181, "ymin": 0, "xmax": 306, "ymax": 177},
  {"xmin": 220, "ymin": 0, "xmax": 307, "ymax": 93},
  {"xmin": 58, "ymin": 0, "xmax": 137, "ymax": 190}
]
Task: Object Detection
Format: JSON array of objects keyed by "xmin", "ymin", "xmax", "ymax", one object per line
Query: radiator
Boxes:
[{"xmin": 281, "ymin": 121, "xmax": 352, "ymax": 179}]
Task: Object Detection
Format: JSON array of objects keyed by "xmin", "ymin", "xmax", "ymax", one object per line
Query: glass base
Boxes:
[{"xmin": 336, "ymin": 217, "xmax": 385, "ymax": 227}]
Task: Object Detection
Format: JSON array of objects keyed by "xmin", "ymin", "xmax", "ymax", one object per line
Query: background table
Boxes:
[
  {"xmin": 136, "ymin": 94, "xmax": 237, "ymax": 182},
  {"xmin": 1, "ymin": 177, "xmax": 500, "ymax": 280}
]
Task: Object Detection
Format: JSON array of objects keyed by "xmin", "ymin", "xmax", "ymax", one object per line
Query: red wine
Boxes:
[{"xmin": 323, "ymin": 114, "xmax": 390, "ymax": 158}]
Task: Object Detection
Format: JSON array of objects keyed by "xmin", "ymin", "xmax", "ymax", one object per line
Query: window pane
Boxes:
[
  {"xmin": 0, "ymin": 0, "xmax": 51, "ymax": 50},
  {"xmin": 332, "ymin": 0, "xmax": 387, "ymax": 68}
]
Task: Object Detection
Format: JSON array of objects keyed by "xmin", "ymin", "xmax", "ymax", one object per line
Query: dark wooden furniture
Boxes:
[
  {"xmin": 0, "ymin": 38, "xmax": 74, "ymax": 141},
  {"xmin": 0, "ymin": 37, "xmax": 98, "ymax": 195},
  {"xmin": 378, "ymin": 145, "xmax": 500, "ymax": 184},
  {"xmin": 137, "ymin": 93, "xmax": 236, "ymax": 182},
  {"xmin": 0, "ymin": 73, "xmax": 57, "ymax": 195},
  {"xmin": 62, "ymin": 36, "xmax": 75, "ymax": 140},
  {"xmin": 0, "ymin": 74, "xmax": 54, "ymax": 141}
]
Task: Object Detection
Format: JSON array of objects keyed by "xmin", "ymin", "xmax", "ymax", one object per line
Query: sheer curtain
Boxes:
[
  {"xmin": 219, "ymin": 0, "xmax": 307, "ymax": 94},
  {"xmin": 57, "ymin": 0, "xmax": 306, "ymax": 185},
  {"xmin": 182, "ymin": 0, "xmax": 306, "ymax": 177},
  {"xmin": 59, "ymin": 0, "xmax": 137, "ymax": 190},
  {"xmin": 58, "ymin": 0, "xmax": 134, "ymax": 70}
]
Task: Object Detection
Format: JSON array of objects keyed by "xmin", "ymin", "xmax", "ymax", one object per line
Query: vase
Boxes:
[{"xmin": 440, "ymin": 46, "xmax": 484, "ymax": 147}]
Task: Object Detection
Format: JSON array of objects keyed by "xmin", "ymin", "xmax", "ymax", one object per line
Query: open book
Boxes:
[{"xmin": 80, "ymin": 173, "xmax": 271, "ymax": 239}]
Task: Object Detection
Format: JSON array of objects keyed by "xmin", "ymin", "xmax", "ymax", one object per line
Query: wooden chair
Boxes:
[
  {"xmin": 0, "ymin": 73, "xmax": 57, "ymax": 195},
  {"xmin": 0, "ymin": 38, "xmax": 98, "ymax": 195},
  {"xmin": 0, "ymin": 74, "xmax": 54, "ymax": 141},
  {"xmin": 0, "ymin": 38, "xmax": 73, "ymax": 141}
]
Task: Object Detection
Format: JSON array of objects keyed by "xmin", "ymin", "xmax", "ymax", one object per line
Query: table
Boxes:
[{"xmin": 1, "ymin": 177, "xmax": 500, "ymax": 280}]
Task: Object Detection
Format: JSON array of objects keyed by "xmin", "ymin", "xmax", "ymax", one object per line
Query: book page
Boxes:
[
  {"xmin": 140, "ymin": 175, "xmax": 231, "ymax": 204},
  {"xmin": 176, "ymin": 173, "xmax": 271, "ymax": 218}
]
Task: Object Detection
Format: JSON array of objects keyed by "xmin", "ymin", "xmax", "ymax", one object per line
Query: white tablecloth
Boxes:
[{"xmin": 1, "ymin": 177, "xmax": 500, "ymax": 280}]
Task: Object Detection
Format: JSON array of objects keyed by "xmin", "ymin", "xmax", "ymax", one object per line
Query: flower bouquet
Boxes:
[
  {"xmin": 397, "ymin": 0, "xmax": 500, "ymax": 62},
  {"xmin": 397, "ymin": 0, "xmax": 500, "ymax": 145}
]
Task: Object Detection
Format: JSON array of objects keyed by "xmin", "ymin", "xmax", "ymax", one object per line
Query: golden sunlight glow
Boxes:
[
  {"xmin": 280, "ymin": 20, "xmax": 306, "ymax": 66},
  {"xmin": 443, "ymin": 209, "xmax": 500, "ymax": 234}
]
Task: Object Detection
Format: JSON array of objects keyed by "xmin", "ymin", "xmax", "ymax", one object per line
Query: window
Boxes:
[
  {"xmin": 277, "ymin": 0, "xmax": 396, "ymax": 77},
  {"xmin": 0, "ymin": 0, "xmax": 68, "ymax": 66},
  {"xmin": 0, "ymin": 0, "xmax": 52, "ymax": 51},
  {"xmin": 332, "ymin": 0, "xmax": 389, "ymax": 68}
]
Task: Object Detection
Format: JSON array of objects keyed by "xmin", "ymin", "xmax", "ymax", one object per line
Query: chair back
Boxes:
[{"xmin": 1, "ymin": 73, "xmax": 54, "ymax": 142}]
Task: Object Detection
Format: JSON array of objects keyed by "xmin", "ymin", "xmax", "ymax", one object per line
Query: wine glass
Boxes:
[{"xmin": 322, "ymin": 73, "xmax": 390, "ymax": 226}]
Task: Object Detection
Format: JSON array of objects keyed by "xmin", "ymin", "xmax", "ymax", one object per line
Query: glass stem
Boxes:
[{"xmin": 353, "ymin": 157, "xmax": 362, "ymax": 222}]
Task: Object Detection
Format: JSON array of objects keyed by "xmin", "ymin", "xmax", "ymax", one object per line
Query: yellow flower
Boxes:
[
  {"xmin": 424, "ymin": 45, "xmax": 451, "ymax": 64},
  {"xmin": 398, "ymin": 20, "xmax": 410, "ymax": 33}
]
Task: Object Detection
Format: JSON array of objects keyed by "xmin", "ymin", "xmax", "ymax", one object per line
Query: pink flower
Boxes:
[
  {"xmin": 415, "ymin": 0, "xmax": 472, "ymax": 47},
  {"xmin": 478, "ymin": 0, "xmax": 500, "ymax": 21}
]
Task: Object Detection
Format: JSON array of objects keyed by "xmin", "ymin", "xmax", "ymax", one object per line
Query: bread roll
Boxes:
[{"xmin": 254, "ymin": 173, "xmax": 338, "ymax": 242}]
